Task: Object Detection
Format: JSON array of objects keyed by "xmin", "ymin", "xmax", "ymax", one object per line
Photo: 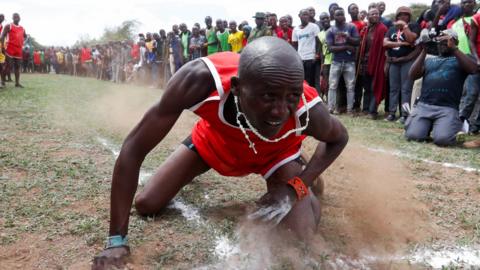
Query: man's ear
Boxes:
[{"xmin": 231, "ymin": 76, "xmax": 240, "ymax": 96}]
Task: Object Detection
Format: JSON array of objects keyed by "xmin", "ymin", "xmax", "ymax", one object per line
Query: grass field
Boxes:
[{"xmin": 0, "ymin": 74, "xmax": 479, "ymax": 269}]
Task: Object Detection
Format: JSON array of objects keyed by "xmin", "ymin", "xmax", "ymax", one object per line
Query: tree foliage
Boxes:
[
  {"xmin": 100, "ymin": 20, "xmax": 140, "ymax": 42},
  {"xmin": 73, "ymin": 20, "xmax": 140, "ymax": 48}
]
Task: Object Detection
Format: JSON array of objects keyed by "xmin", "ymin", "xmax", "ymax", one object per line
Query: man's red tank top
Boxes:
[
  {"xmin": 5, "ymin": 24, "xmax": 25, "ymax": 59},
  {"xmin": 190, "ymin": 52, "xmax": 322, "ymax": 178},
  {"xmin": 33, "ymin": 51, "xmax": 41, "ymax": 65},
  {"xmin": 81, "ymin": 48, "xmax": 92, "ymax": 63}
]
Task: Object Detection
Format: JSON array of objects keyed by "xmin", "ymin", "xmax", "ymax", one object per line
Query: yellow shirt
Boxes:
[
  {"xmin": 146, "ymin": 41, "xmax": 154, "ymax": 52},
  {"xmin": 228, "ymin": 31, "xmax": 244, "ymax": 53},
  {"xmin": 56, "ymin": 51, "xmax": 64, "ymax": 64}
]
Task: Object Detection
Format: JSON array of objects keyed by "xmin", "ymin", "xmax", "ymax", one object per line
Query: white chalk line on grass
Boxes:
[
  {"xmin": 365, "ymin": 146, "xmax": 479, "ymax": 173},
  {"xmin": 97, "ymin": 137, "xmax": 480, "ymax": 269}
]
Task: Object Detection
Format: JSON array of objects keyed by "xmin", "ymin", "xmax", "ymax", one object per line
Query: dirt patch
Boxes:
[{"xmin": 302, "ymin": 140, "xmax": 434, "ymax": 258}]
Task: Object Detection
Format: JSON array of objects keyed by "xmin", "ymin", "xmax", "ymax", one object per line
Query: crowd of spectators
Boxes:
[{"xmin": 4, "ymin": 0, "xmax": 480, "ymax": 147}]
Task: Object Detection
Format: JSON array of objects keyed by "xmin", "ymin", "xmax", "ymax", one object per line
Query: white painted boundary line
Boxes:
[{"xmin": 365, "ymin": 146, "xmax": 479, "ymax": 173}]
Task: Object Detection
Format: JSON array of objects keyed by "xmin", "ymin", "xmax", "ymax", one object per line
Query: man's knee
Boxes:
[
  {"xmin": 134, "ymin": 193, "xmax": 157, "ymax": 216},
  {"xmin": 405, "ymin": 126, "xmax": 428, "ymax": 142},
  {"xmin": 282, "ymin": 194, "xmax": 320, "ymax": 240},
  {"xmin": 433, "ymin": 134, "xmax": 456, "ymax": 146}
]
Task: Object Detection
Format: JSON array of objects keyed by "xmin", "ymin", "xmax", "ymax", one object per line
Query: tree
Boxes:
[
  {"xmin": 72, "ymin": 20, "xmax": 140, "ymax": 48},
  {"xmin": 100, "ymin": 20, "xmax": 140, "ymax": 42}
]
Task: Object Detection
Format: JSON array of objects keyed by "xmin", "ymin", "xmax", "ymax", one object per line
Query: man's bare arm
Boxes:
[
  {"xmin": 0, "ymin": 24, "xmax": 10, "ymax": 52},
  {"xmin": 109, "ymin": 59, "xmax": 215, "ymax": 236},
  {"xmin": 409, "ymin": 45, "xmax": 427, "ymax": 81},
  {"xmin": 300, "ymin": 102, "xmax": 348, "ymax": 186}
]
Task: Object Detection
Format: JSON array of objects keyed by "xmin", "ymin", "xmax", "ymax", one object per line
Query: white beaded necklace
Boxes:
[{"xmin": 234, "ymin": 93, "xmax": 310, "ymax": 154}]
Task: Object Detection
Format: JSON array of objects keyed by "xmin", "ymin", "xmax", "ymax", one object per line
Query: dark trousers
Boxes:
[{"xmin": 303, "ymin": 59, "xmax": 316, "ymax": 87}]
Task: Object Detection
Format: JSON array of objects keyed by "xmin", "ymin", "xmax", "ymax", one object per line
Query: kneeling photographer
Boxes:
[{"xmin": 405, "ymin": 29, "xmax": 477, "ymax": 146}]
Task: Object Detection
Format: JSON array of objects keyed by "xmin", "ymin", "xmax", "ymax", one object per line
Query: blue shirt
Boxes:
[
  {"xmin": 326, "ymin": 23, "xmax": 359, "ymax": 62},
  {"xmin": 420, "ymin": 56, "xmax": 469, "ymax": 110}
]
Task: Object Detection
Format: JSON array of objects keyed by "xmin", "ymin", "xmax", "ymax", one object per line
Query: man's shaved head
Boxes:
[{"xmin": 238, "ymin": 37, "xmax": 303, "ymax": 85}]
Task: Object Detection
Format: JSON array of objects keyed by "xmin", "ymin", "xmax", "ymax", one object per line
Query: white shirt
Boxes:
[{"xmin": 292, "ymin": 23, "xmax": 320, "ymax": 60}]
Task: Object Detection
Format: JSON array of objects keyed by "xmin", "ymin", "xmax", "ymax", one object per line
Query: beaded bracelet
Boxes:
[
  {"xmin": 105, "ymin": 235, "xmax": 128, "ymax": 249},
  {"xmin": 287, "ymin": 176, "xmax": 309, "ymax": 200}
]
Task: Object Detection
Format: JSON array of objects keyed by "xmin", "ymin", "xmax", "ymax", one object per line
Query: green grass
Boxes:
[{"xmin": 337, "ymin": 114, "xmax": 480, "ymax": 170}]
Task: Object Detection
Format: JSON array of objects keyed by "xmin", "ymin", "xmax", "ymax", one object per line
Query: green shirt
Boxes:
[
  {"xmin": 318, "ymin": 30, "xmax": 332, "ymax": 65},
  {"xmin": 247, "ymin": 25, "xmax": 272, "ymax": 43},
  {"xmin": 206, "ymin": 27, "xmax": 218, "ymax": 55},
  {"xmin": 217, "ymin": 30, "xmax": 230, "ymax": 52},
  {"xmin": 181, "ymin": 32, "xmax": 190, "ymax": 59},
  {"xmin": 452, "ymin": 16, "xmax": 473, "ymax": 55}
]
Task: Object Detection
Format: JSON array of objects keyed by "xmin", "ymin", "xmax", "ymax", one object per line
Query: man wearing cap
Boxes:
[
  {"xmin": 406, "ymin": 29, "xmax": 477, "ymax": 146},
  {"xmin": 248, "ymin": 12, "xmax": 272, "ymax": 43}
]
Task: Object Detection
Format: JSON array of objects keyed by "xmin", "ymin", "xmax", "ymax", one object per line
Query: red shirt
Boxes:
[
  {"xmin": 80, "ymin": 48, "xmax": 91, "ymax": 63},
  {"xmin": 131, "ymin": 44, "xmax": 140, "ymax": 60},
  {"xmin": 276, "ymin": 28, "xmax": 293, "ymax": 44},
  {"xmin": 5, "ymin": 24, "xmax": 25, "ymax": 59},
  {"xmin": 33, "ymin": 51, "xmax": 41, "ymax": 65},
  {"xmin": 190, "ymin": 52, "xmax": 322, "ymax": 178},
  {"xmin": 351, "ymin": 20, "xmax": 366, "ymax": 33},
  {"xmin": 474, "ymin": 13, "xmax": 480, "ymax": 57}
]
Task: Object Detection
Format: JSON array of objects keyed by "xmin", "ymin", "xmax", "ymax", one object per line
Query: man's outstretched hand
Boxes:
[
  {"xmin": 92, "ymin": 246, "xmax": 130, "ymax": 270},
  {"xmin": 248, "ymin": 184, "xmax": 297, "ymax": 226}
]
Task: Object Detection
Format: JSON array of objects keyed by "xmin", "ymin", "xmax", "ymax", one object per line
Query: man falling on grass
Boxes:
[
  {"xmin": 92, "ymin": 37, "xmax": 348, "ymax": 269},
  {"xmin": 0, "ymin": 13, "xmax": 27, "ymax": 88}
]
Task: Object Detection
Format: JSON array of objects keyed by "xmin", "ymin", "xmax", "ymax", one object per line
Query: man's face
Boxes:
[
  {"xmin": 172, "ymin": 25, "xmax": 179, "ymax": 34},
  {"xmin": 13, "ymin": 13, "xmax": 20, "ymax": 24},
  {"xmin": 334, "ymin": 10, "xmax": 346, "ymax": 24},
  {"xmin": 320, "ymin": 14, "xmax": 330, "ymax": 28},
  {"xmin": 299, "ymin": 10, "xmax": 310, "ymax": 25},
  {"xmin": 329, "ymin": 5, "xmax": 339, "ymax": 17},
  {"xmin": 397, "ymin": 12, "xmax": 410, "ymax": 23},
  {"xmin": 269, "ymin": 15, "xmax": 278, "ymax": 27},
  {"xmin": 377, "ymin": 2, "xmax": 386, "ymax": 14},
  {"xmin": 368, "ymin": 8, "xmax": 380, "ymax": 24},
  {"xmin": 146, "ymin": 33, "xmax": 152, "ymax": 40},
  {"xmin": 205, "ymin": 17, "xmax": 212, "ymax": 27},
  {"xmin": 437, "ymin": 39, "xmax": 452, "ymax": 55},
  {"xmin": 349, "ymin": 4, "xmax": 359, "ymax": 18},
  {"xmin": 287, "ymin": 16, "xmax": 293, "ymax": 27},
  {"xmin": 179, "ymin": 24, "xmax": 187, "ymax": 33},
  {"xmin": 0, "ymin": 14, "xmax": 4, "ymax": 23},
  {"xmin": 308, "ymin": 7, "xmax": 316, "ymax": 20},
  {"xmin": 216, "ymin": 20, "xmax": 224, "ymax": 31},
  {"xmin": 279, "ymin": 17, "xmax": 288, "ymax": 29},
  {"xmin": 229, "ymin": 22, "xmax": 237, "ymax": 32},
  {"xmin": 461, "ymin": 0, "xmax": 476, "ymax": 14},
  {"xmin": 237, "ymin": 77, "xmax": 303, "ymax": 138},
  {"xmin": 192, "ymin": 27, "xmax": 199, "ymax": 36},
  {"xmin": 255, "ymin": 17, "xmax": 265, "ymax": 28},
  {"xmin": 160, "ymin": 30, "xmax": 166, "ymax": 37},
  {"xmin": 360, "ymin": 10, "xmax": 367, "ymax": 21}
]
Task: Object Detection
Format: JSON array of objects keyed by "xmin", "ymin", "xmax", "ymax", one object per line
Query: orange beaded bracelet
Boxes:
[{"xmin": 287, "ymin": 176, "xmax": 309, "ymax": 200}]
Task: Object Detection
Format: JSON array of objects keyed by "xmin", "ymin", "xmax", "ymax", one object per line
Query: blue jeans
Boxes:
[
  {"xmin": 459, "ymin": 73, "xmax": 480, "ymax": 132},
  {"xmin": 328, "ymin": 61, "xmax": 356, "ymax": 112}
]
